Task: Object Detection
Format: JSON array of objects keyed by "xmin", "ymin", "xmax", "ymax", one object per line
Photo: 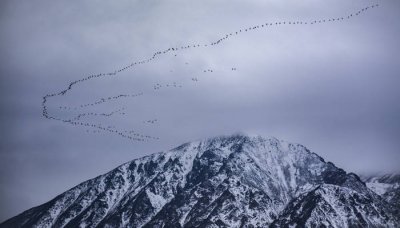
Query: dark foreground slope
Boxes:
[{"xmin": 2, "ymin": 134, "xmax": 399, "ymax": 227}]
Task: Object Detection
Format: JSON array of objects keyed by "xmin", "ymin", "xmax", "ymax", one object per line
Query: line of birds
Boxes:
[
  {"xmin": 143, "ymin": 119, "xmax": 158, "ymax": 124},
  {"xmin": 41, "ymin": 4, "xmax": 379, "ymax": 142},
  {"xmin": 86, "ymin": 130, "xmax": 101, "ymax": 134},
  {"xmin": 153, "ymin": 82, "xmax": 183, "ymax": 90},
  {"xmin": 68, "ymin": 107, "xmax": 126, "ymax": 121},
  {"xmin": 58, "ymin": 93, "xmax": 143, "ymax": 110},
  {"xmin": 43, "ymin": 107, "xmax": 158, "ymax": 141},
  {"xmin": 78, "ymin": 93, "xmax": 144, "ymax": 109}
]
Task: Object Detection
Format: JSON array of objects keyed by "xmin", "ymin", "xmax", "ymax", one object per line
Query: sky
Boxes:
[{"xmin": 1, "ymin": 0, "xmax": 400, "ymax": 222}]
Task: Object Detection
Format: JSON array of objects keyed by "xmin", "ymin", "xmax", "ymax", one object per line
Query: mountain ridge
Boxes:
[
  {"xmin": 362, "ymin": 173, "xmax": 400, "ymax": 218},
  {"xmin": 1, "ymin": 133, "xmax": 399, "ymax": 227}
]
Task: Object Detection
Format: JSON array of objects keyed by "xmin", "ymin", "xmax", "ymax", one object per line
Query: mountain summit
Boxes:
[{"xmin": 1, "ymin": 134, "xmax": 399, "ymax": 227}]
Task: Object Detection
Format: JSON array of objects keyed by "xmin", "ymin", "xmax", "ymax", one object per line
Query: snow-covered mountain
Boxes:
[
  {"xmin": 1, "ymin": 134, "xmax": 399, "ymax": 227},
  {"xmin": 363, "ymin": 174, "xmax": 400, "ymax": 217}
]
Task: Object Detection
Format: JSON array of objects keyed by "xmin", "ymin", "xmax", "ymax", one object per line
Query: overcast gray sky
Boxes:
[{"xmin": 1, "ymin": 0, "xmax": 399, "ymax": 222}]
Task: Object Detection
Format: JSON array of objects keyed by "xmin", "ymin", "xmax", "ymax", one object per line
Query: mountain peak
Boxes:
[{"xmin": 2, "ymin": 134, "xmax": 399, "ymax": 227}]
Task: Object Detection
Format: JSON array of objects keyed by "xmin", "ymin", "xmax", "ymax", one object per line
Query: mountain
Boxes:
[
  {"xmin": 363, "ymin": 174, "xmax": 400, "ymax": 217},
  {"xmin": 1, "ymin": 134, "xmax": 399, "ymax": 227}
]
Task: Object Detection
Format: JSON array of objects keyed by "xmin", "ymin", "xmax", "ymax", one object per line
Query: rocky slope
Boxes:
[
  {"xmin": 363, "ymin": 174, "xmax": 400, "ymax": 218},
  {"xmin": 1, "ymin": 134, "xmax": 399, "ymax": 227}
]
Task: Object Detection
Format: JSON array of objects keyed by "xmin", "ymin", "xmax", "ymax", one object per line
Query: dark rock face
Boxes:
[{"xmin": 1, "ymin": 134, "xmax": 399, "ymax": 227}]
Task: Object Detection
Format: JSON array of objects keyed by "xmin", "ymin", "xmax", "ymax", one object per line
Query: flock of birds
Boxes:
[
  {"xmin": 41, "ymin": 3, "xmax": 379, "ymax": 142},
  {"xmin": 68, "ymin": 107, "xmax": 126, "ymax": 122}
]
